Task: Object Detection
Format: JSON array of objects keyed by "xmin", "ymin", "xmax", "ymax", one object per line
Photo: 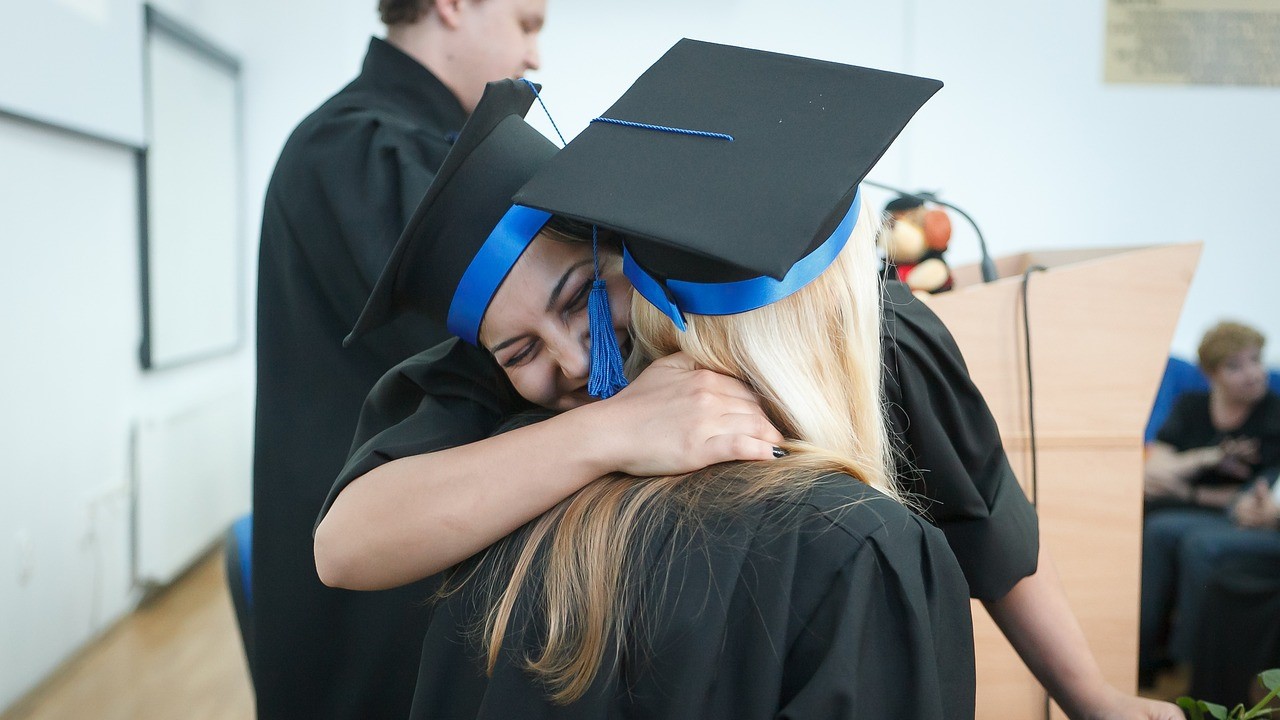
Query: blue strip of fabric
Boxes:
[
  {"xmin": 623, "ymin": 187, "xmax": 862, "ymax": 327},
  {"xmin": 447, "ymin": 205, "xmax": 552, "ymax": 345}
]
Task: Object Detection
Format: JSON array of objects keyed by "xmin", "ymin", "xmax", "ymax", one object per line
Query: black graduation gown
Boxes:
[
  {"xmin": 880, "ymin": 281, "xmax": 1039, "ymax": 600},
  {"xmin": 253, "ymin": 38, "xmax": 466, "ymax": 720},
  {"xmin": 320, "ymin": 281, "xmax": 1039, "ymax": 602},
  {"xmin": 409, "ymin": 477, "xmax": 975, "ymax": 719}
]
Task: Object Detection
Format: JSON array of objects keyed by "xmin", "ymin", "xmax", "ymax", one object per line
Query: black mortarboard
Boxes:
[
  {"xmin": 346, "ymin": 79, "xmax": 557, "ymax": 346},
  {"xmin": 514, "ymin": 39, "xmax": 941, "ymax": 328}
]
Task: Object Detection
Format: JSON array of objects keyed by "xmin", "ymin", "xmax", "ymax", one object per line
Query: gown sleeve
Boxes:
[
  {"xmin": 279, "ymin": 111, "xmax": 453, "ymax": 365},
  {"xmin": 315, "ymin": 338, "xmax": 529, "ymax": 527},
  {"xmin": 881, "ymin": 280, "xmax": 1039, "ymax": 601},
  {"xmin": 777, "ymin": 499, "xmax": 976, "ymax": 720}
]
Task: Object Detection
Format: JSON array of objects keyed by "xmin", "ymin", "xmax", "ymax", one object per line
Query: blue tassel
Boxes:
[{"xmin": 587, "ymin": 278, "xmax": 629, "ymax": 399}]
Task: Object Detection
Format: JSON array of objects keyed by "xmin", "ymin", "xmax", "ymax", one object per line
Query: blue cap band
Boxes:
[
  {"xmin": 447, "ymin": 204, "xmax": 552, "ymax": 345},
  {"xmin": 623, "ymin": 187, "xmax": 861, "ymax": 329}
]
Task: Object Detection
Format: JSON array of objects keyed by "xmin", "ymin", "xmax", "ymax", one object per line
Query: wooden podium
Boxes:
[{"xmin": 921, "ymin": 243, "xmax": 1202, "ymax": 720}]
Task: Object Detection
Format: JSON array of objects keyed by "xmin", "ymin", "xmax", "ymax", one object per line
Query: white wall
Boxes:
[
  {"xmin": 2, "ymin": 0, "xmax": 1276, "ymax": 711},
  {"xmin": 904, "ymin": 0, "xmax": 1280, "ymax": 363},
  {"xmin": 525, "ymin": 0, "xmax": 912, "ymax": 169},
  {"xmin": 0, "ymin": 0, "xmax": 377, "ymax": 711},
  {"xmin": 0, "ymin": 120, "xmax": 141, "ymax": 706},
  {"xmin": 528, "ymin": 0, "xmax": 1279, "ymax": 364},
  {"xmin": 0, "ymin": 109, "xmax": 253, "ymax": 707}
]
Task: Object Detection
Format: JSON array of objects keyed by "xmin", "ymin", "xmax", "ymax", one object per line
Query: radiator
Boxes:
[{"xmin": 133, "ymin": 391, "xmax": 251, "ymax": 586}]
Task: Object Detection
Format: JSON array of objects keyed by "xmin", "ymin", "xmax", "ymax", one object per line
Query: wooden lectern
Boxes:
[{"xmin": 921, "ymin": 243, "xmax": 1202, "ymax": 720}]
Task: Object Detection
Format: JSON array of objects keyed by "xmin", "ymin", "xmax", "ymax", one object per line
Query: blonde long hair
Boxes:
[{"xmin": 450, "ymin": 198, "xmax": 897, "ymax": 703}]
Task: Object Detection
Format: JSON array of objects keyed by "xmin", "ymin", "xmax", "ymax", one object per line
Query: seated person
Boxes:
[{"xmin": 1140, "ymin": 320, "xmax": 1280, "ymax": 682}]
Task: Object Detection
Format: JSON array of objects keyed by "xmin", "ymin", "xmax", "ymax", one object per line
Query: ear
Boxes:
[{"xmin": 431, "ymin": 0, "xmax": 466, "ymax": 30}]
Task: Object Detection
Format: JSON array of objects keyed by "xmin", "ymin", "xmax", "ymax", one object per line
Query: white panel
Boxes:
[
  {"xmin": 0, "ymin": 115, "xmax": 140, "ymax": 712},
  {"xmin": 142, "ymin": 20, "xmax": 243, "ymax": 368},
  {"xmin": 0, "ymin": 0, "xmax": 145, "ymax": 146},
  {"xmin": 134, "ymin": 391, "xmax": 251, "ymax": 585}
]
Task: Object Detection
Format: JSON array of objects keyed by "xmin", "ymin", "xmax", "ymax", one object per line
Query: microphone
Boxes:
[{"xmin": 862, "ymin": 179, "xmax": 999, "ymax": 283}]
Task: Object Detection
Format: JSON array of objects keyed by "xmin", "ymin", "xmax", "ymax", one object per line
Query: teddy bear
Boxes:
[{"xmin": 880, "ymin": 195, "xmax": 954, "ymax": 295}]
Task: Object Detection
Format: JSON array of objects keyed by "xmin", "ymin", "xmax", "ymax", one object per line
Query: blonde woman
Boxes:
[{"xmin": 409, "ymin": 183, "xmax": 974, "ymax": 720}]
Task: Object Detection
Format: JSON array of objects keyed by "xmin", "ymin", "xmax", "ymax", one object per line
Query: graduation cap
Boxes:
[
  {"xmin": 346, "ymin": 78, "xmax": 557, "ymax": 347},
  {"xmin": 514, "ymin": 39, "xmax": 942, "ymax": 330}
]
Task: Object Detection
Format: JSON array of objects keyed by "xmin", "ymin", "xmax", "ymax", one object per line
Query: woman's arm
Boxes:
[
  {"xmin": 315, "ymin": 353, "xmax": 783, "ymax": 590},
  {"xmin": 984, "ymin": 545, "xmax": 1181, "ymax": 720},
  {"xmin": 1143, "ymin": 442, "xmax": 1219, "ymax": 500}
]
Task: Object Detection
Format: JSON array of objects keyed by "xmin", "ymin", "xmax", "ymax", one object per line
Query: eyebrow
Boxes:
[
  {"xmin": 487, "ymin": 259, "xmax": 594, "ymax": 355},
  {"xmin": 545, "ymin": 259, "xmax": 593, "ymax": 312}
]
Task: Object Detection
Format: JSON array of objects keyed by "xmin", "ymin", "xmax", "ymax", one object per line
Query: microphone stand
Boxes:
[{"xmin": 862, "ymin": 179, "xmax": 999, "ymax": 283}]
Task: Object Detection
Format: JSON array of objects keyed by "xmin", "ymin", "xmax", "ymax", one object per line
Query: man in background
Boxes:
[{"xmin": 252, "ymin": 1, "xmax": 545, "ymax": 717}]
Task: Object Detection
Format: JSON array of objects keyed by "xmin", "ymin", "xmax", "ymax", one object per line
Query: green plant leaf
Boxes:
[
  {"xmin": 1180, "ymin": 696, "xmax": 1206, "ymax": 720},
  {"xmin": 1262, "ymin": 669, "xmax": 1280, "ymax": 692},
  {"xmin": 1202, "ymin": 700, "xmax": 1228, "ymax": 719}
]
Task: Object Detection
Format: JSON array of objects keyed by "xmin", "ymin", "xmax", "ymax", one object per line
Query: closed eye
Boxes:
[
  {"xmin": 501, "ymin": 339, "xmax": 539, "ymax": 368},
  {"xmin": 564, "ymin": 280, "xmax": 592, "ymax": 314},
  {"xmin": 521, "ymin": 15, "xmax": 544, "ymax": 34}
]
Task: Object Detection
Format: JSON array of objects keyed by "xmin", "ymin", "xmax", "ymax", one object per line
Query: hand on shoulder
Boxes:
[{"xmin": 582, "ymin": 352, "xmax": 784, "ymax": 477}]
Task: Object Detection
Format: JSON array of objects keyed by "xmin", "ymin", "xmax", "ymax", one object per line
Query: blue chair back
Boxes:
[{"xmin": 225, "ymin": 513, "xmax": 255, "ymax": 687}]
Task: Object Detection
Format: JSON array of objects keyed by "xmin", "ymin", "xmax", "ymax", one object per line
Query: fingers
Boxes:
[
  {"xmin": 711, "ymin": 411, "xmax": 785, "ymax": 445},
  {"xmin": 1221, "ymin": 437, "xmax": 1261, "ymax": 462},
  {"xmin": 700, "ymin": 433, "xmax": 781, "ymax": 464},
  {"xmin": 685, "ymin": 394, "xmax": 773, "ymax": 422},
  {"xmin": 1220, "ymin": 458, "xmax": 1252, "ymax": 480},
  {"xmin": 642, "ymin": 353, "xmax": 759, "ymax": 404},
  {"xmin": 601, "ymin": 353, "xmax": 785, "ymax": 476},
  {"xmin": 696, "ymin": 371, "xmax": 760, "ymax": 404},
  {"xmin": 693, "ymin": 411, "xmax": 786, "ymax": 465}
]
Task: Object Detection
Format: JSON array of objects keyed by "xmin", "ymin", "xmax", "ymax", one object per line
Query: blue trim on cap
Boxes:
[
  {"xmin": 624, "ymin": 247, "xmax": 687, "ymax": 332},
  {"xmin": 623, "ymin": 187, "xmax": 862, "ymax": 328},
  {"xmin": 447, "ymin": 205, "xmax": 552, "ymax": 345}
]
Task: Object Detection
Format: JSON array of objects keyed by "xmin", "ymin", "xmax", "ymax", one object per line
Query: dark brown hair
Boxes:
[{"xmin": 379, "ymin": 0, "xmax": 432, "ymax": 26}]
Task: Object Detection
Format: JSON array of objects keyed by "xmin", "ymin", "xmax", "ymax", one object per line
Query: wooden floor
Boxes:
[{"xmin": 2, "ymin": 549, "xmax": 253, "ymax": 720}]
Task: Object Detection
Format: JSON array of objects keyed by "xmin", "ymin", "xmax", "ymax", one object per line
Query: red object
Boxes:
[{"xmin": 923, "ymin": 209, "xmax": 951, "ymax": 252}]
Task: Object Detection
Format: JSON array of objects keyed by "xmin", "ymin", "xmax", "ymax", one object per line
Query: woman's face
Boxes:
[
  {"xmin": 478, "ymin": 233, "xmax": 632, "ymax": 411},
  {"xmin": 1210, "ymin": 345, "xmax": 1268, "ymax": 406}
]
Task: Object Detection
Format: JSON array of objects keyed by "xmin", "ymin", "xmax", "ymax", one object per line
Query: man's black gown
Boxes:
[
  {"xmin": 315, "ymin": 280, "xmax": 1037, "ymax": 715},
  {"xmin": 253, "ymin": 38, "xmax": 465, "ymax": 720}
]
